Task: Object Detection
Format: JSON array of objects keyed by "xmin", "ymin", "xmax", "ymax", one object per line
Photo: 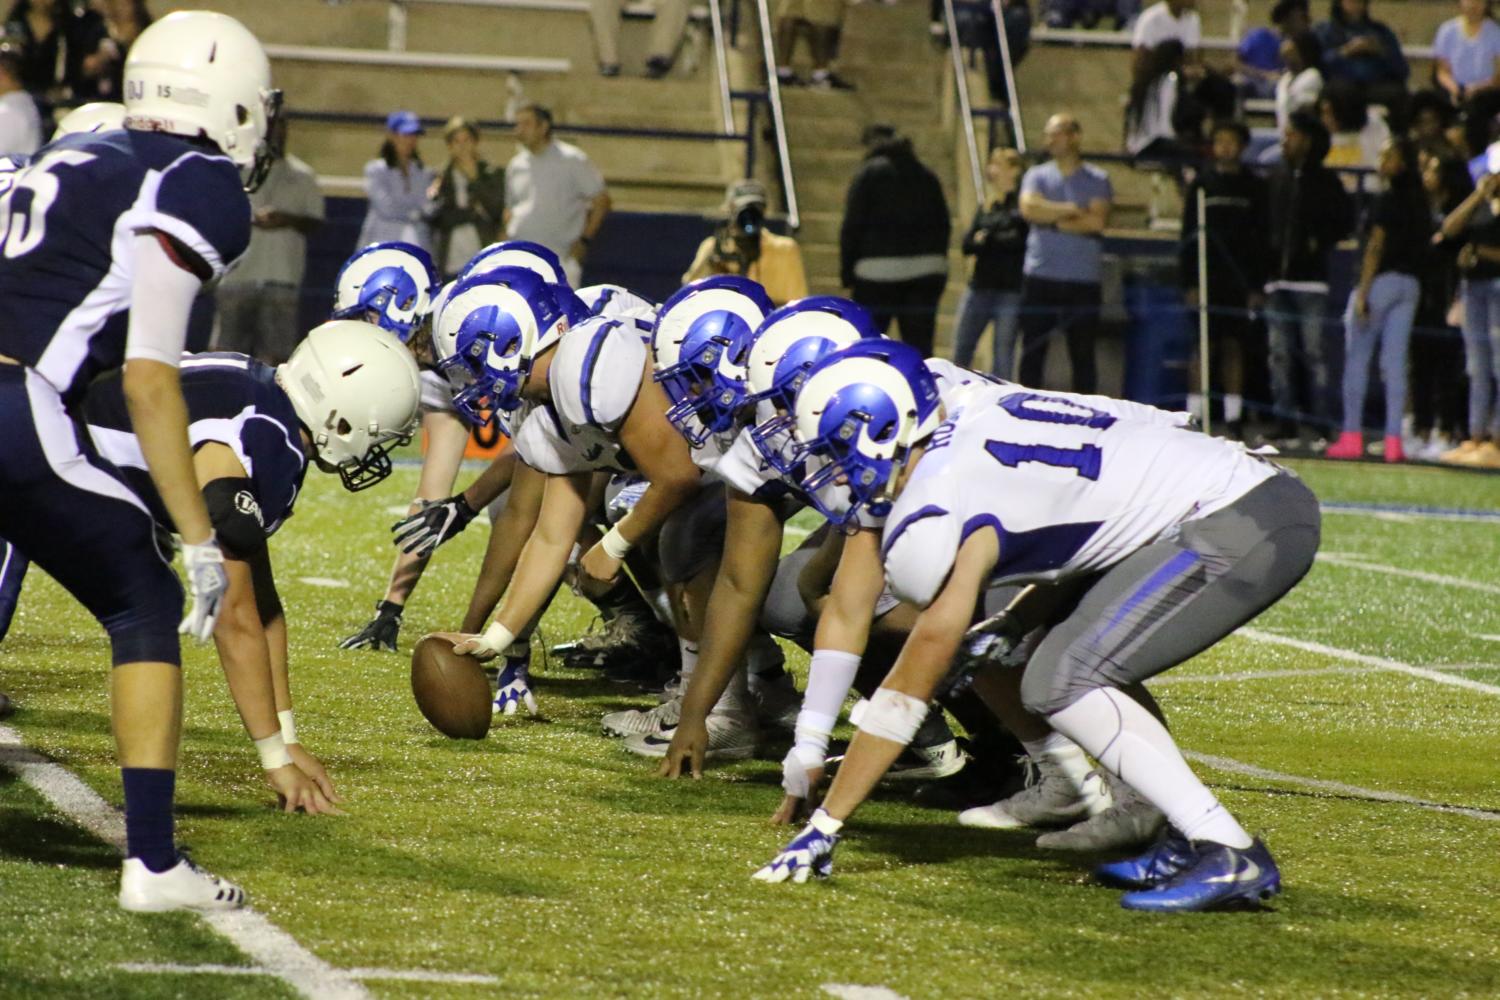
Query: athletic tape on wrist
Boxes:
[
  {"xmin": 855, "ymin": 687, "xmax": 929, "ymax": 746},
  {"xmin": 793, "ymin": 709, "xmax": 838, "ymax": 755},
  {"xmin": 809, "ymin": 807, "xmax": 843, "ymax": 836},
  {"xmin": 481, "ymin": 621, "xmax": 516, "ymax": 653},
  {"xmin": 255, "ymin": 731, "xmax": 293, "ymax": 770},
  {"xmin": 600, "ymin": 524, "xmax": 633, "ymax": 560},
  {"xmin": 278, "ymin": 709, "xmax": 299, "ymax": 746}
]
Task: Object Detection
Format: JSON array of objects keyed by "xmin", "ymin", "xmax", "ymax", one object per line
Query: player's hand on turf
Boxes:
[
  {"xmin": 578, "ymin": 541, "xmax": 623, "ymax": 593},
  {"xmin": 338, "ymin": 601, "xmax": 403, "ymax": 652},
  {"xmin": 658, "ymin": 715, "xmax": 707, "ymax": 779},
  {"xmin": 772, "ymin": 745, "xmax": 825, "ymax": 823},
  {"xmin": 266, "ymin": 762, "xmax": 344, "ymax": 815},
  {"xmin": 752, "ymin": 809, "xmax": 842, "ymax": 884},
  {"xmin": 492, "ymin": 660, "xmax": 538, "ymax": 716},
  {"xmin": 287, "ymin": 743, "xmax": 342, "ymax": 805},
  {"xmin": 391, "ymin": 494, "xmax": 477, "ymax": 557},
  {"xmin": 178, "ymin": 538, "xmax": 228, "ymax": 643}
]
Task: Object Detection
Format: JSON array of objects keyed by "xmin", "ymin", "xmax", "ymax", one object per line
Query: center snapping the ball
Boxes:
[{"xmin": 411, "ymin": 635, "xmax": 492, "ymax": 739}]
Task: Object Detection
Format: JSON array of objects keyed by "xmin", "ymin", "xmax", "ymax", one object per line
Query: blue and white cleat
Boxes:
[
  {"xmin": 1119, "ymin": 839, "xmax": 1281, "ymax": 912},
  {"xmin": 1094, "ymin": 828, "xmax": 1196, "ymax": 889}
]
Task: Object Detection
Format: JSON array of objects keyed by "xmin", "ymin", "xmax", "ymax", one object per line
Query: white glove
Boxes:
[
  {"xmin": 178, "ymin": 538, "xmax": 228, "ymax": 643},
  {"xmin": 753, "ymin": 808, "xmax": 843, "ymax": 884},
  {"xmin": 780, "ymin": 742, "xmax": 825, "ymax": 799}
]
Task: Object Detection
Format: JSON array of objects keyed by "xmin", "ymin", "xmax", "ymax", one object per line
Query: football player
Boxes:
[
  {"xmin": 0, "ymin": 11, "xmax": 278, "ymax": 910},
  {"xmin": 754, "ymin": 341, "xmax": 1320, "ymax": 912}
]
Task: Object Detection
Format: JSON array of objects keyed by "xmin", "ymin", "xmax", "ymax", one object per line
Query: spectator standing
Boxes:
[
  {"xmin": 215, "ymin": 117, "xmax": 324, "ymax": 365},
  {"xmin": 427, "ymin": 116, "xmax": 505, "ymax": 279},
  {"xmin": 589, "ymin": 0, "xmax": 687, "ymax": 78},
  {"xmin": 0, "ymin": 49, "xmax": 41, "ymax": 154},
  {"xmin": 773, "ymin": 0, "xmax": 853, "ymax": 90},
  {"xmin": 81, "ymin": 0, "xmax": 150, "ymax": 101},
  {"xmin": 1264, "ymin": 110, "xmax": 1355, "ymax": 441},
  {"xmin": 1237, "ymin": 0, "xmax": 1310, "ymax": 100},
  {"xmin": 1410, "ymin": 151, "xmax": 1472, "ymax": 458},
  {"xmin": 1276, "ymin": 29, "xmax": 1324, "ymax": 133},
  {"xmin": 504, "ymin": 102, "xmax": 610, "ymax": 287},
  {"xmin": 1180, "ymin": 121, "xmax": 1267, "ymax": 438},
  {"xmin": 840, "ymin": 124, "xmax": 950, "ymax": 357},
  {"xmin": 1124, "ymin": 38, "xmax": 1185, "ymax": 158},
  {"xmin": 1319, "ymin": 78, "xmax": 1389, "ymax": 191},
  {"xmin": 1327, "ymin": 137, "xmax": 1430, "ymax": 462},
  {"xmin": 1433, "ymin": 0, "xmax": 1500, "ymax": 113},
  {"xmin": 357, "ymin": 110, "xmax": 435, "ymax": 253},
  {"xmin": 3, "ymin": 0, "xmax": 106, "ymax": 103},
  {"xmin": 1315, "ymin": 0, "xmax": 1408, "ymax": 116},
  {"xmin": 952, "ymin": 146, "xmax": 1028, "ymax": 377},
  {"xmin": 1017, "ymin": 113, "xmax": 1112, "ymax": 392},
  {"xmin": 1437, "ymin": 170, "xmax": 1500, "ymax": 466},
  {"xmin": 683, "ymin": 179, "xmax": 808, "ymax": 306}
]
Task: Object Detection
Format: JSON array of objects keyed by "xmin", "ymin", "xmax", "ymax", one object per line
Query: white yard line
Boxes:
[
  {"xmin": 1158, "ymin": 661, "xmax": 1490, "ymax": 686},
  {"xmin": 822, "ymin": 986, "xmax": 912, "ymax": 1000},
  {"xmin": 1186, "ymin": 752, "xmax": 1500, "ymax": 823},
  {"xmin": 1315, "ymin": 553, "xmax": 1500, "ymax": 596},
  {"xmin": 1320, "ymin": 503, "xmax": 1500, "ymax": 524},
  {"xmin": 1235, "ymin": 628, "xmax": 1500, "ymax": 695},
  {"xmin": 117, "ymin": 963, "xmax": 500, "ymax": 986},
  {"xmin": 0, "ymin": 725, "xmax": 371, "ymax": 1000}
]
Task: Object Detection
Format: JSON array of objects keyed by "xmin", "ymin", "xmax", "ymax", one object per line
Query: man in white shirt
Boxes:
[
  {"xmin": 1132, "ymin": 0, "xmax": 1202, "ymax": 85},
  {"xmin": 503, "ymin": 102, "xmax": 611, "ymax": 287},
  {"xmin": 0, "ymin": 52, "xmax": 41, "ymax": 156}
]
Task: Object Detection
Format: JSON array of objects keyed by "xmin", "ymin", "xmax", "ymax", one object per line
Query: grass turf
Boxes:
[{"xmin": 1, "ymin": 457, "xmax": 1497, "ymax": 998}]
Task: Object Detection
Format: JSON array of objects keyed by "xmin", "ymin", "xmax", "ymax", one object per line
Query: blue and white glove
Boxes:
[
  {"xmin": 492, "ymin": 654, "xmax": 538, "ymax": 717},
  {"xmin": 178, "ymin": 538, "xmax": 228, "ymax": 643},
  {"xmin": 752, "ymin": 808, "xmax": 842, "ymax": 883}
]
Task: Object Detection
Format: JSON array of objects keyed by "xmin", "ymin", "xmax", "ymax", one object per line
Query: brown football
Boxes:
[{"xmin": 411, "ymin": 635, "xmax": 492, "ymax": 739}]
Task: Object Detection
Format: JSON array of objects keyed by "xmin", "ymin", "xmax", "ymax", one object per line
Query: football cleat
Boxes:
[
  {"xmin": 882, "ymin": 738, "xmax": 968, "ymax": 784},
  {"xmin": 748, "ymin": 671, "xmax": 801, "ymax": 732},
  {"xmin": 1035, "ymin": 772, "xmax": 1167, "ymax": 852},
  {"xmin": 620, "ymin": 711, "xmax": 758, "ymax": 761},
  {"xmin": 601, "ymin": 694, "xmax": 681, "ymax": 738},
  {"xmin": 958, "ymin": 758, "xmax": 1109, "ymax": 830},
  {"xmin": 1093, "ymin": 828, "xmax": 1197, "ymax": 889},
  {"xmin": 119, "ymin": 856, "xmax": 246, "ymax": 913},
  {"xmin": 1119, "ymin": 839, "xmax": 1281, "ymax": 912}
]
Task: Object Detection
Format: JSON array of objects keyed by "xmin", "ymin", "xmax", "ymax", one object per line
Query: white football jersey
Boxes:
[
  {"xmin": 881, "ymin": 387, "xmax": 1277, "ymax": 607},
  {"xmin": 577, "ymin": 284, "xmax": 658, "ymax": 324},
  {"xmin": 510, "ymin": 315, "xmax": 653, "ymax": 474}
]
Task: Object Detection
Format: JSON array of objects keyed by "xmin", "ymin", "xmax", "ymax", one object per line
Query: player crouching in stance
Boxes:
[{"xmin": 755, "ymin": 342, "xmax": 1320, "ymax": 912}]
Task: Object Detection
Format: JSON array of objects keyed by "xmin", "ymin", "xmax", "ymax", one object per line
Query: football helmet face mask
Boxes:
[
  {"xmin": 431, "ymin": 267, "xmax": 567, "ymax": 424},
  {"xmin": 458, "ymin": 240, "xmax": 568, "ymax": 286},
  {"xmin": 277, "ymin": 320, "xmax": 423, "ymax": 492},
  {"xmin": 742, "ymin": 296, "xmax": 882, "ymax": 474},
  {"xmin": 122, "ymin": 11, "xmax": 282, "ymax": 191},
  {"xmin": 332, "ymin": 242, "xmax": 439, "ymax": 342},
  {"xmin": 652, "ymin": 276, "xmax": 773, "ymax": 447},
  {"xmin": 793, "ymin": 340, "xmax": 942, "ymax": 526}
]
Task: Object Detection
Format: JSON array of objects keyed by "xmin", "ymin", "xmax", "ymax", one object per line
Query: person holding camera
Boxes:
[{"xmin": 682, "ymin": 180, "xmax": 809, "ymax": 306}]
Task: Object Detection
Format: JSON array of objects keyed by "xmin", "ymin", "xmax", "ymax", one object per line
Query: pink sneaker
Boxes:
[
  {"xmin": 1383, "ymin": 435, "xmax": 1404, "ymax": 463},
  {"xmin": 1325, "ymin": 431, "xmax": 1363, "ymax": 460}
]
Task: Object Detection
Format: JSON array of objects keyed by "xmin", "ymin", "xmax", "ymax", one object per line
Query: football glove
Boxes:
[
  {"xmin": 178, "ymin": 538, "xmax": 228, "ymax": 643},
  {"xmin": 391, "ymin": 494, "xmax": 478, "ymax": 557},
  {"xmin": 338, "ymin": 600, "xmax": 403, "ymax": 652},
  {"xmin": 492, "ymin": 658, "xmax": 538, "ymax": 716},
  {"xmin": 752, "ymin": 809, "xmax": 842, "ymax": 884}
]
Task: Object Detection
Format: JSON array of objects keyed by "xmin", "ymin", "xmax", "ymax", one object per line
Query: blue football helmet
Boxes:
[
  {"xmin": 458, "ymin": 239, "xmax": 568, "ymax": 286},
  {"xmin": 792, "ymin": 339, "xmax": 943, "ymax": 525},
  {"xmin": 431, "ymin": 266, "xmax": 567, "ymax": 423},
  {"xmin": 332, "ymin": 241, "xmax": 438, "ymax": 342},
  {"xmin": 651, "ymin": 276, "xmax": 774, "ymax": 447},
  {"xmin": 742, "ymin": 296, "xmax": 881, "ymax": 474}
]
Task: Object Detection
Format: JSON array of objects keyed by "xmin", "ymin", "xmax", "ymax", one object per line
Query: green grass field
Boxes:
[{"xmin": 1, "ymin": 458, "xmax": 1498, "ymax": 999}]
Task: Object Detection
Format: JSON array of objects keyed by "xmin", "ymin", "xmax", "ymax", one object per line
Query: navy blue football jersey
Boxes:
[
  {"xmin": 82, "ymin": 353, "xmax": 308, "ymax": 537},
  {"xmin": 0, "ymin": 130, "xmax": 251, "ymax": 403}
]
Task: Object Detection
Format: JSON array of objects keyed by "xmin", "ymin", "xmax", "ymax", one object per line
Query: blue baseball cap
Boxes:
[{"xmin": 386, "ymin": 110, "xmax": 424, "ymax": 135}]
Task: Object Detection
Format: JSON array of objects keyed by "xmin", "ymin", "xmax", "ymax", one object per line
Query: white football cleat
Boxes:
[
  {"xmin": 119, "ymin": 856, "xmax": 246, "ymax": 913},
  {"xmin": 620, "ymin": 710, "xmax": 758, "ymax": 761},
  {"xmin": 601, "ymin": 694, "xmax": 681, "ymax": 738},
  {"xmin": 958, "ymin": 759, "xmax": 1111, "ymax": 830},
  {"xmin": 882, "ymin": 738, "xmax": 968, "ymax": 784},
  {"xmin": 1034, "ymin": 772, "xmax": 1166, "ymax": 851}
]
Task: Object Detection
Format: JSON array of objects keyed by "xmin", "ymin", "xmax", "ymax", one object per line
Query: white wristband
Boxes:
[
  {"xmin": 600, "ymin": 524, "xmax": 633, "ymax": 560},
  {"xmin": 809, "ymin": 807, "xmax": 844, "ymax": 836},
  {"xmin": 480, "ymin": 621, "xmax": 516, "ymax": 653},
  {"xmin": 255, "ymin": 731, "xmax": 293, "ymax": 771},
  {"xmin": 793, "ymin": 708, "xmax": 838, "ymax": 758},
  {"xmin": 278, "ymin": 709, "xmax": 299, "ymax": 746}
]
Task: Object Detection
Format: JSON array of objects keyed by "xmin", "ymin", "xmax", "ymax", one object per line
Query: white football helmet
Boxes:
[
  {"xmin": 123, "ymin": 11, "xmax": 281, "ymax": 189},
  {"xmin": 458, "ymin": 240, "xmax": 568, "ymax": 285},
  {"xmin": 331, "ymin": 242, "xmax": 438, "ymax": 342},
  {"xmin": 277, "ymin": 320, "xmax": 422, "ymax": 492},
  {"xmin": 54, "ymin": 102, "xmax": 126, "ymax": 138}
]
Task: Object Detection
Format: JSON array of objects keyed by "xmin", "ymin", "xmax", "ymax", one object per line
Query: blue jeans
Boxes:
[
  {"xmin": 952, "ymin": 287, "xmax": 1021, "ymax": 379},
  {"xmin": 1342, "ymin": 272, "xmax": 1420, "ymax": 437},
  {"xmin": 1265, "ymin": 288, "xmax": 1330, "ymax": 428},
  {"xmin": 1460, "ymin": 278, "xmax": 1500, "ymax": 439}
]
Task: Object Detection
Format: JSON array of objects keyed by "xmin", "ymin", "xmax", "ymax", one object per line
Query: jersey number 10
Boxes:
[{"xmin": 984, "ymin": 392, "xmax": 1116, "ymax": 481}]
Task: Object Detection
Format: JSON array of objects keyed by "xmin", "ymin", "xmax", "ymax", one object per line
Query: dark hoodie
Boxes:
[
  {"xmin": 839, "ymin": 137, "xmax": 951, "ymax": 287},
  {"xmin": 1266, "ymin": 123, "xmax": 1355, "ymax": 287}
]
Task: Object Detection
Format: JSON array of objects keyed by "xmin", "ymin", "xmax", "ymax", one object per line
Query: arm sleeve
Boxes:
[
  {"xmin": 201, "ymin": 477, "xmax": 268, "ymax": 558},
  {"xmin": 123, "ymin": 232, "xmax": 202, "ymax": 365},
  {"xmin": 246, "ymin": 547, "xmax": 283, "ymax": 625}
]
